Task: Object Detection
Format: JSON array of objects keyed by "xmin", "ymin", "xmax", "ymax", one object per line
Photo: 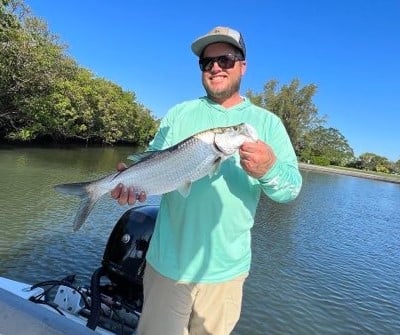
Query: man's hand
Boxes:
[
  {"xmin": 110, "ymin": 162, "xmax": 147, "ymax": 205},
  {"xmin": 239, "ymin": 140, "xmax": 276, "ymax": 179}
]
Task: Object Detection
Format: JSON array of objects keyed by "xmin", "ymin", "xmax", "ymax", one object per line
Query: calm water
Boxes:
[{"xmin": 1, "ymin": 147, "xmax": 399, "ymax": 334}]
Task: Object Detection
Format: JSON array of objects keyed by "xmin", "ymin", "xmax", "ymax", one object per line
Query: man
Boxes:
[{"xmin": 112, "ymin": 26, "xmax": 302, "ymax": 335}]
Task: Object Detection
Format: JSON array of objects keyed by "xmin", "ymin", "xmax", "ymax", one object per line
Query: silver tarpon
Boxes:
[{"xmin": 54, "ymin": 123, "xmax": 258, "ymax": 231}]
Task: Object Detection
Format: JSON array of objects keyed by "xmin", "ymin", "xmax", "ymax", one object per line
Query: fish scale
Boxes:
[{"xmin": 108, "ymin": 138, "xmax": 217, "ymax": 195}]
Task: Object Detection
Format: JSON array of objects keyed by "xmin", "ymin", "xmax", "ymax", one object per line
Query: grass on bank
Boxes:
[{"xmin": 299, "ymin": 162, "xmax": 400, "ymax": 184}]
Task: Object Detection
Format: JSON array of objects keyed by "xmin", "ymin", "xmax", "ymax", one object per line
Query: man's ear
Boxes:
[{"xmin": 241, "ymin": 61, "xmax": 247, "ymax": 75}]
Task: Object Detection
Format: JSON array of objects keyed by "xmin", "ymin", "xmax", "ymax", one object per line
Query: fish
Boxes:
[{"xmin": 54, "ymin": 123, "xmax": 258, "ymax": 231}]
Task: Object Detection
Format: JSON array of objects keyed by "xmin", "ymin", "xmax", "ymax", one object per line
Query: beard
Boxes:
[{"xmin": 202, "ymin": 76, "xmax": 242, "ymax": 101}]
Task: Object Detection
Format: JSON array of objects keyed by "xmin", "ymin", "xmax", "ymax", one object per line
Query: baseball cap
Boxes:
[{"xmin": 191, "ymin": 26, "xmax": 246, "ymax": 59}]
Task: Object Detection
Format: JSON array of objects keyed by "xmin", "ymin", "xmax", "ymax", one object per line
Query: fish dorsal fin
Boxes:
[
  {"xmin": 208, "ymin": 157, "xmax": 222, "ymax": 177},
  {"xmin": 177, "ymin": 181, "xmax": 192, "ymax": 197}
]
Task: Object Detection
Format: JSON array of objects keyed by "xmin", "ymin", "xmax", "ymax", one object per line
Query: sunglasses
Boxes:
[{"xmin": 199, "ymin": 54, "xmax": 244, "ymax": 72}]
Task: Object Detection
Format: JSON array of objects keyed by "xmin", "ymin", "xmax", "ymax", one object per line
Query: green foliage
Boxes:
[
  {"xmin": 246, "ymin": 79, "xmax": 358, "ymax": 167},
  {"xmin": 394, "ymin": 160, "xmax": 400, "ymax": 173},
  {"xmin": 310, "ymin": 155, "xmax": 330, "ymax": 166},
  {"xmin": 1, "ymin": 0, "xmax": 20, "ymax": 31},
  {"xmin": 301, "ymin": 126, "xmax": 354, "ymax": 166},
  {"xmin": 247, "ymin": 79, "xmax": 325, "ymax": 154},
  {"xmin": 0, "ymin": 0, "xmax": 157, "ymax": 145},
  {"xmin": 353, "ymin": 152, "xmax": 394, "ymax": 173}
]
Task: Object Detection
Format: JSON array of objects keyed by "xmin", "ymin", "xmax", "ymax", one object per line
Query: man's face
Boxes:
[{"xmin": 200, "ymin": 43, "xmax": 246, "ymax": 102}]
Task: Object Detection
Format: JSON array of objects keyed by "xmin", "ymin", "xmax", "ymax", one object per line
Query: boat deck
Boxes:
[{"xmin": 0, "ymin": 287, "xmax": 98, "ymax": 335}]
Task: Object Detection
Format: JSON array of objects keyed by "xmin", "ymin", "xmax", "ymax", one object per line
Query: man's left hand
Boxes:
[{"xmin": 239, "ymin": 140, "xmax": 276, "ymax": 179}]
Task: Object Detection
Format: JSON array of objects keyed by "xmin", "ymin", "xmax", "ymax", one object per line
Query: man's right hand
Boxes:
[{"xmin": 110, "ymin": 162, "xmax": 147, "ymax": 205}]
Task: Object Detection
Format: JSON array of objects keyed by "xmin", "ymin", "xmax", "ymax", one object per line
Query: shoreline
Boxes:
[{"xmin": 299, "ymin": 163, "xmax": 400, "ymax": 185}]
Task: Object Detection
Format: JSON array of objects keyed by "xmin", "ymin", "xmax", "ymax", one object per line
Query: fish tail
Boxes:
[{"xmin": 54, "ymin": 182, "xmax": 103, "ymax": 231}]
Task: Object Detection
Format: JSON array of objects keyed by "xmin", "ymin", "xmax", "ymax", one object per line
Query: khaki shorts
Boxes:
[{"xmin": 137, "ymin": 264, "xmax": 248, "ymax": 335}]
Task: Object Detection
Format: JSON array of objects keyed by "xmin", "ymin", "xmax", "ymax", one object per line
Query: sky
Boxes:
[{"xmin": 25, "ymin": 0, "xmax": 399, "ymax": 161}]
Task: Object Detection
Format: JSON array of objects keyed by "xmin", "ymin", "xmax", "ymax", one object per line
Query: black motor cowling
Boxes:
[
  {"xmin": 87, "ymin": 205, "xmax": 158, "ymax": 331},
  {"xmin": 102, "ymin": 205, "xmax": 158, "ymax": 300}
]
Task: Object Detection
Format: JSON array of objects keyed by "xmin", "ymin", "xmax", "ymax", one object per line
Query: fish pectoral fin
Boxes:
[
  {"xmin": 208, "ymin": 157, "xmax": 222, "ymax": 177},
  {"xmin": 177, "ymin": 181, "xmax": 192, "ymax": 197}
]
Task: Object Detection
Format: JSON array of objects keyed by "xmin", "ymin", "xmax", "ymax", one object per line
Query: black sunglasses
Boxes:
[{"xmin": 199, "ymin": 54, "xmax": 244, "ymax": 72}]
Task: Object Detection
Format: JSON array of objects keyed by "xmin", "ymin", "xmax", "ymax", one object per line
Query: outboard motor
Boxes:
[
  {"xmin": 102, "ymin": 204, "xmax": 158, "ymax": 302},
  {"xmin": 86, "ymin": 205, "xmax": 158, "ymax": 332}
]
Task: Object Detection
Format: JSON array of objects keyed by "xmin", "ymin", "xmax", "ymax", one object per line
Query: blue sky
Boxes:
[{"xmin": 25, "ymin": 0, "xmax": 399, "ymax": 161}]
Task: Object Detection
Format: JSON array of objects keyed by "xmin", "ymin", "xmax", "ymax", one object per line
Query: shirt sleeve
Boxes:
[{"xmin": 257, "ymin": 115, "xmax": 303, "ymax": 203}]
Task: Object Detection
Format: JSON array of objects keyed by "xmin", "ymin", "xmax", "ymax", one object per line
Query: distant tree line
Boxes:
[
  {"xmin": 1, "ymin": 0, "xmax": 399, "ymax": 174},
  {"xmin": 246, "ymin": 80, "xmax": 400, "ymax": 174}
]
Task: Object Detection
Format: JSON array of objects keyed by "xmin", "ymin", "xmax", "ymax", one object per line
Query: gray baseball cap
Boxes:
[{"xmin": 191, "ymin": 26, "xmax": 246, "ymax": 59}]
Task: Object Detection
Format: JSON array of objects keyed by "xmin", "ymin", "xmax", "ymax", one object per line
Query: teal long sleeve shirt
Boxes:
[{"xmin": 145, "ymin": 97, "xmax": 302, "ymax": 283}]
